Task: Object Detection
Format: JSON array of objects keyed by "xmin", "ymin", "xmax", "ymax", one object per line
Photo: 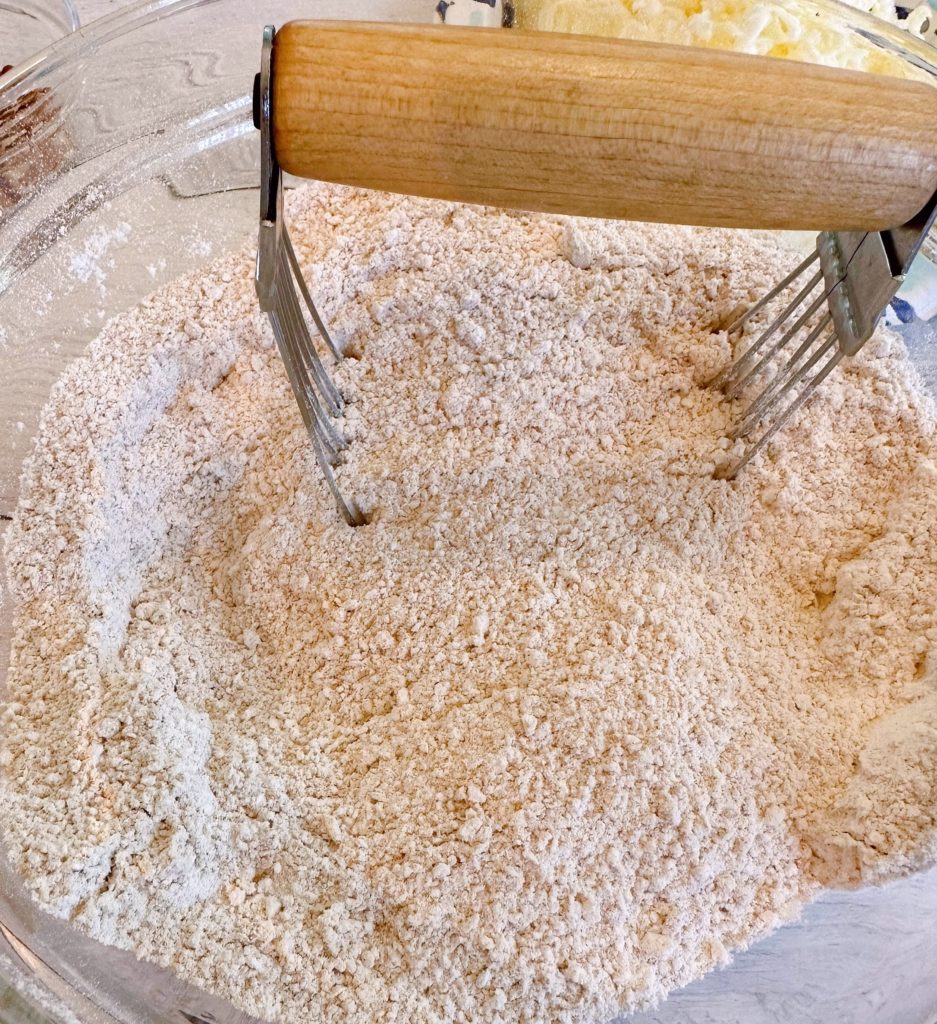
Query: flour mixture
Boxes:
[{"xmin": 4, "ymin": 185, "xmax": 937, "ymax": 1024}]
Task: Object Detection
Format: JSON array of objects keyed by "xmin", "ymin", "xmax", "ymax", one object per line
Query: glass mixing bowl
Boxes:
[
  {"xmin": 1, "ymin": 2, "xmax": 936, "ymax": 1022},
  {"xmin": 0, "ymin": 0, "xmax": 80, "ymax": 71}
]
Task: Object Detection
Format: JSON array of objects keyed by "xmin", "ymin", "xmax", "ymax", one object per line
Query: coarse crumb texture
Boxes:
[{"xmin": 4, "ymin": 184, "xmax": 937, "ymax": 1024}]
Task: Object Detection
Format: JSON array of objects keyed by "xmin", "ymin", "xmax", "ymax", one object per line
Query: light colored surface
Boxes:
[
  {"xmin": 626, "ymin": 879, "xmax": 937, "ymax": 1023},
  {"xmin": 0, "ymin": 1, "xmax": 934, "ymax": 1022}
]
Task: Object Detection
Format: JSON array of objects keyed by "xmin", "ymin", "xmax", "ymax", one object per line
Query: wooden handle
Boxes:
[{"xmin": 272, "ymin": 21, "xmax": 937, "ymax": 231}]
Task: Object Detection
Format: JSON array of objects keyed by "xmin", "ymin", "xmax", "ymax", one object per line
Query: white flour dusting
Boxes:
[
  {"xmin": 68, "ymin": 221, "xmax": 132, "ymax": 292},
  {"xmin": 4, "ymin": 184, "xmax": 937, "ymax": 1024}
]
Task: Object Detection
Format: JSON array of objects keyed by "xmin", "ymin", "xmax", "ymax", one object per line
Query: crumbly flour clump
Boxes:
[{"xmin": 4, "ymin": 184, "xmax": 937, "ymax": 1024}]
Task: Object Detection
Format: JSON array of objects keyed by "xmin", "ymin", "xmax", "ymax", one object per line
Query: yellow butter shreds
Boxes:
[{"xmin": 516, "ymin": 0, "xmax": 931, "ymax": 80}]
